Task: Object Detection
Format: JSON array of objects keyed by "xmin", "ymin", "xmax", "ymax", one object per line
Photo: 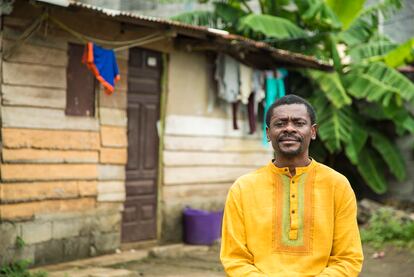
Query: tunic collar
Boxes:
[{"xmin": 267, "ymin": 158, "xmax": 317, "ymax": 176}]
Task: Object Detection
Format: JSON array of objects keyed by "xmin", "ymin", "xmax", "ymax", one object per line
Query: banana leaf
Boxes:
[
  {"xmin": 344, "ymin": 119, "xmax": 368, "ymax": 164},
  {"xmin": 348, "ymin": 40, "xmax": 397, "ymax": 62},
  {"xmin": 357, "ymin": 148, "xmax": 388, "ymax": 194},
  {"xmin": 361, "ymin": 62, "xmax": 414, "ymax": 102},
  {"xmin": 308, "ymin": 70, "xmax": 352, "ymax": 108},
  {"xmin": 338, "ymin": 17, "xmax": 375, "ymax": 46},
  {"xmin": 238, "ymin": 14, "xmax": 307, "ymax": 40},
  {"xmin": 171, "ymin": 11, "xmax": 218, "ymax": 27},
  {"xmin": 294, "ymin": 0, "xmax": 342, "ymax": 30},
  {"xmin": 370, "ymin": 131, "xmax": 406, "ymax": 181},
  {"xmin": 383, "ymin": 37, "xmax": 414, "ymax": 68},
  {"xmin": 214, "ymin": 2, "xmax": 247, "ymax": 27},
  {"xmin": 342, "ymin": 71, "xmax": 399, "ymax": 105},
  {"xmin": 326, "ymin": 0, "xmax": 366, "ymax": 30},
  {"xmin": 317, "ymin": 104, "xmax": 352, "ymax": 153}
]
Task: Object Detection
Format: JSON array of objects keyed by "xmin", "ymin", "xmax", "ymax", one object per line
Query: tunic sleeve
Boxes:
[
  {"xmin": 220, "ymin": 184, "xmax": 266, "ymax": 277},
  {"xmin": 316, "ymin": 181, "xmax": 364, "ymax": 277}
]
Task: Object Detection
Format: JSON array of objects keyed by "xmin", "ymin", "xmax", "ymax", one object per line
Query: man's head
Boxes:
[{"xmin": 265, "ymin": 94, "xmax": 317, "ymax": 158}]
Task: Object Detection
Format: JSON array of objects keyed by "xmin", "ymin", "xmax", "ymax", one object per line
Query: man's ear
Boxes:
[
  {"xmin": 266, "ymin": 126, "xmax": 270, "ymax": 141},
  {"xmin": 311, "ymin": 124, "xmax": 318, "ymax": 140}
]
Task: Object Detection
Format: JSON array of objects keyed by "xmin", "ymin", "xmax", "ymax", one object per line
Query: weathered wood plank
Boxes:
[
  {"xmin": 98, "ymin": 165, "xmax": 126, "ymax": 181},
  {"xmin": 0, "ymin": 198, "xmax": 96, "ymax": 221},
  {"xmin": 164, "ymin": 135, "xmax": 272, "ymax": 153},
  {"xmin": 163, "ymin": 166, "xmax": 256, "ymax": 185},
  {"xmin": 100, "ymin": 126, "xmax": 127, "ymax": 148},
  {"xmin": 99, "ymin": 88, "xmax": 127, "ymax": 109},
  {"xmin": 165, "ymin": 115, "xmax": 263, "ymax": 138},
  {"xmin": 0, "ymin": 181, "xmax": 97, "ymax": 203},
  {"xmin": 3, "ymin": 26, "xmax": 68, "ymax": 50},
  {"xmin": 2, "ymin": 107, "xmax": 100, "ymax": 131},
  {"xmin": 2, "ymin": 128, "xmax": 100, "ymax": 150},
  {"xmin": 1, "ymin": 164, "xmax": 98, "ymax": 181},
  {"xmin": 2, "ymin": 84, "xmax": 66, "ymax": 108},
  {"xmin": 117, "ymin": 59, "xmax": 128, "ymax": 91},
  {"xmin": 163, "ymin": 151, "xmax": 271, "ymax": 166},
  {"xmin": 100, "ymin": 147, "xmax": 127, "ymax": 165},
  {"xmin": 99, "ymin": 107, "xmax": 127, "ymax": 127},
  {"xmin": 3, "ymin": 39, "xmax": 67, "ymax": 66},
  {"xmin": 3, "ymin": 62, "xmax": 66, "ymax": 88},
  {"xmin": 2, "ymin": 148, "xmax": 99, "ymax": 163},
  {"xmin": 163, "ymin": 183, "xmax": 232, "ymax": 200}
]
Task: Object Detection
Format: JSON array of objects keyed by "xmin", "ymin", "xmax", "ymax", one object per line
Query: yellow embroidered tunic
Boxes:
[{"xmin": 220, "ymin": 160, "xmax": 363, "ymax": 277}]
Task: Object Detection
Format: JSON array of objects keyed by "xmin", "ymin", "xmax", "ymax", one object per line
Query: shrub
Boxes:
[{"xmin": 361, "ymin": 207, "xmax": 414, "ymax": 249}]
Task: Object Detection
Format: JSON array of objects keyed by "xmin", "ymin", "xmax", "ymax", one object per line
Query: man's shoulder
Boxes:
[
  {"xmin": 231, "ymin": 164, "xmax": 271, "ymax": 191},
  {"xmin": 315, "ymin": 161, "xmax": 350, "ymax": 185}
]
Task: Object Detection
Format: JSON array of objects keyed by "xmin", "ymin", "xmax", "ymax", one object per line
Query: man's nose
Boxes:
[{"xmin": 283, "ymin": 122, "xmax": 297, "ymax": 132}]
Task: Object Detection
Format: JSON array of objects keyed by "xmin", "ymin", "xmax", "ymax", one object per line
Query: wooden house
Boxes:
[{"xmin": 0, "ymin": 0, "xmax": 331, "ymax": 265}]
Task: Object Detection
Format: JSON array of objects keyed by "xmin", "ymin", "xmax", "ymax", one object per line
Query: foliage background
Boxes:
[{"xmin": 173, "ymin": 0, "xmax": 414, "ymax": 195}]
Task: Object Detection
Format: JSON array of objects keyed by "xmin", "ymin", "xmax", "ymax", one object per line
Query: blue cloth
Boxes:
[
  {"xmin": 84, "ymin": 42, "xmax": 120, "ymax": 95},
  {"xmin": 263, "ymin": 69, "xmax": 288, "ymax": 145}
]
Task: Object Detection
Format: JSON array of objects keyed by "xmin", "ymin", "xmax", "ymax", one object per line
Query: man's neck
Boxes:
[{"xmin": 273, "ymin": 155, "xmax": 311, "ymax": 176}]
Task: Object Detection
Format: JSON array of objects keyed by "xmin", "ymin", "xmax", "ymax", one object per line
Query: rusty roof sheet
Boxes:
[{"xmin": 39, "ymin": 0, "xmax": 333, "ymax": 71}]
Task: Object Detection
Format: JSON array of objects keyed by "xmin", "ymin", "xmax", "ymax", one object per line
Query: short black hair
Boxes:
[{"xmin": 265, "ymin": 94, "xmax": 316, "ymax": 127}]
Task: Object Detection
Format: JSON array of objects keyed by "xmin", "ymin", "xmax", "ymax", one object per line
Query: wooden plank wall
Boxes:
[
  {"xmin": 0, "ymin": 23, "xmax": 128, "ymax": 221},
  {"xmin": 163, "ymin": 114, "xmax": 273, "ymax": 202}
]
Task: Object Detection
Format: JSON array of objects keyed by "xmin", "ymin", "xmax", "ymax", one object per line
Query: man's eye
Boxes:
[
  {"xmin": 296, "ymin": 121, "xmax": 306, "ymax": 126},
  {"xmin": 274, "ymin": 122, "xmax": 284, "ymax": 127}
]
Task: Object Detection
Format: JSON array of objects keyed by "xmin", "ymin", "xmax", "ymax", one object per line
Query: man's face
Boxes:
[{"xmin": 266, "ymin": 104, "xmax": 316, "ymax": 158}]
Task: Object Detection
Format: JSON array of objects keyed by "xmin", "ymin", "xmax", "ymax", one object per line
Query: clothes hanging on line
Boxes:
[
  {"xmin": 83, "ymin": 42, "xmax": 120, "ymax": 95},
  {"xmin": 239, "ymin": 63, "xmax": 253, "ymax": 105},
  {"xmin": 215, "ymin": 54, "xmax": 239, "ymax": 103},
  {"xmin": 252, "ymin": 70, "xmax": 266, "ymax": 115},
  {"xmin": 263, "ymin": 69, "xmax": 288, "ymax": 145}
]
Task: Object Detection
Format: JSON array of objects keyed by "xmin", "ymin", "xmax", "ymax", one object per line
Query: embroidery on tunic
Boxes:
[{"xmin": 273, "ymin": 168, "xmax": 315, "ymax": 254}]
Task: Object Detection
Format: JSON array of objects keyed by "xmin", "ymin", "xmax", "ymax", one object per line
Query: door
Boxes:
[{"xmin": 122, "ymin": 47, "xmax": 162, "ymax": 242}]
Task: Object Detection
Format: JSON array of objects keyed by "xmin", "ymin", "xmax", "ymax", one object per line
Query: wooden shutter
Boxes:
[{"xmin": 66, "ymin": 43, "xmax": 95, "ymax": 116}]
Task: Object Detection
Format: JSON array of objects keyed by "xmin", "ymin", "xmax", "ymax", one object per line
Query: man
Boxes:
[{"xmin": 220, "ymin": 95, "xmax": 363, "ymax": 276}]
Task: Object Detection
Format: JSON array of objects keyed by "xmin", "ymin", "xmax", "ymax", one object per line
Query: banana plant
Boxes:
[{"xmin": 172, "ymin": 0, "xmax": 414, "ymax": 194}]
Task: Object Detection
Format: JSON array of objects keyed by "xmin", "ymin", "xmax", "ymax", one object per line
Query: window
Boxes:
[{"xmin": 66, "ymin": 43, "xmax": 95, "ymax": 116}]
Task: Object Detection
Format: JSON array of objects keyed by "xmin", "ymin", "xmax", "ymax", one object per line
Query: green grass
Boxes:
[
  {"xmin": 0, "ymin": 259, "xmax": 47, "ymax": 277},
  {"xmin": 361, "ymin": 207, "xmax": 414, "ymax": 249}
]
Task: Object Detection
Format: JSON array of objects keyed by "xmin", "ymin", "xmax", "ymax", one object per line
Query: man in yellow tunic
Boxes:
[{"xmin": 220, "ymin": 95, "xmax": 363, "ymax": 276}]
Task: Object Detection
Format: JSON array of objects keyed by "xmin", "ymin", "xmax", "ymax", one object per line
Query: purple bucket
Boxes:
[{"xmin": 183, "ymin": 207, "xmax": 223, "ymax": 245}]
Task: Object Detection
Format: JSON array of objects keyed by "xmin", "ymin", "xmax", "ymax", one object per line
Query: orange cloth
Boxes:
[{"xmin": 220, "ymin": 160, "xmax": 363, "ymax": 276}]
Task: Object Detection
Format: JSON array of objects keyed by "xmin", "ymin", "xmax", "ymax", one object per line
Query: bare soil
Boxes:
[{"xmin": 115, "ymin": 245, "xmax": 414, "ymax": 277}]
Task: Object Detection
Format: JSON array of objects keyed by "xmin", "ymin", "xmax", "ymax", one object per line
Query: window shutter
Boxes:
[{"xmin": 66, "ymin": 43, "xmax": 95, "ymax": 116}]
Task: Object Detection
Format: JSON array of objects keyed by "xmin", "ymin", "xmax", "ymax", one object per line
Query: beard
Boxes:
[{"xmin": 274, "ymin": 134, "xmax": 304, "ymax": 157}]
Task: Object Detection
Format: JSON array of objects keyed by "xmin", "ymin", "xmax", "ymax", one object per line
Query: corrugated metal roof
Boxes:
[{"xmin": 37, "ymin": 0, "xmax": 333, "ymax": 71}]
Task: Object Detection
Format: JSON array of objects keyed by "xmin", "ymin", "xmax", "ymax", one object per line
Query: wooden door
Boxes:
[{"xmin": 122, "ymin": 47, "xmax": 162, "ymax": 242}]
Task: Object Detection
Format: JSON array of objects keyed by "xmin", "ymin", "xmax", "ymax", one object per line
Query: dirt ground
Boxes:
[{"xmin": 114, "ymin": 244, "xmax": 414, "ymax": 277}]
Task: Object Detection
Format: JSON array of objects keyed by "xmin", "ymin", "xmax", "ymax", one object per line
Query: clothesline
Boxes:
[
  {"xmin": 48, "ymin": 15, "xmax": 175, "ymax": 51},
  {"xmin": 4, "ymin": 11, "xmax": 175, "ymax": 59}
]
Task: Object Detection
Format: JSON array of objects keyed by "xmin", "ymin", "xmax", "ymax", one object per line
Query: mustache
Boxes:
[{"xmin": 277, "ymin": 134, "xmax": 302, "ymax": 142}]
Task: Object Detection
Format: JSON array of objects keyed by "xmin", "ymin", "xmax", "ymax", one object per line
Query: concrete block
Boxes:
[
  {"xmin": 52, "ymin": 218, "xmax": 82, "ymax": 239},
  {"xmin": 35, "ymin": 239, "xmax": 64, "ymax": 265},
  {"xmin": 97, "ymin": 181, "xmax": 126, "ymax": 202},
  {"xmin": 92, "ymin": 232, "xmax": 120, "ymax": 254},
  {"xmin": 97, "ymin": 181, "xmax": 125, "ymax": 194},
  {"xmin": 63, "ymin": 236, "xmax": 91, "ymax": 262},
  {"xmin": 79, "ymin": 216, "xmax": 94, "ymax": 236},
  {"xmin": 94, "ymin": 213, "xmax": 121, "ymax": 233},
  {"xmin": 98, "ymin": 165, "xmax": 126, "ymax": 181},
  {"xmin": 0, "ymin": 222, "xmax": 19, "ymax": 250},
  {"xmin": 21, "ymin": 221, "xmax": 52, "ymax": 244},
  {"xmin": 98, "ymin": 192, "xmax": 126, "ymax": 202},
  {"xmin": 0, "ymin": 245, "xmax": 35, "ymax": 265}
]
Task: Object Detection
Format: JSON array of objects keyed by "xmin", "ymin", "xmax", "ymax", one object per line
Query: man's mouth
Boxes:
[{"xmin": 278, "ymin": 136, "xmax": 301, "ymax": 143}]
